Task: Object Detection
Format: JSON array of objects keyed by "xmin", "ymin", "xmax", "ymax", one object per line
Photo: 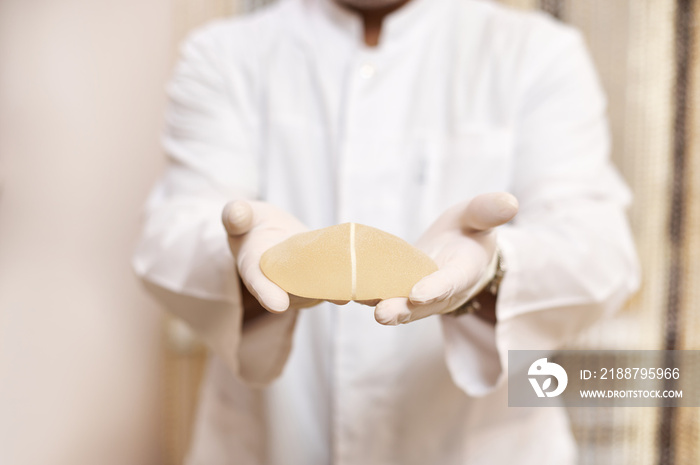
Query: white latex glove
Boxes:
[
  {"xmin": 222, "ymin": 200, "xmax": 322, "ymax": 313},
  {"xmin": 374, "ymin": 192, "xmax": 519, "ymax": 325}
]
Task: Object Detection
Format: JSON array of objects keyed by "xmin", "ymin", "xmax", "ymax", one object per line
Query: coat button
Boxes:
[{"xmin": 359, "ymin": 63, "xmax": 375, "ymax": 79}]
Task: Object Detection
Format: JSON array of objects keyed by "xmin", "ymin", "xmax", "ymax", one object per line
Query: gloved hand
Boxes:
[
  {"xmin": 222, "ymin": 200, "xmax": 322, "ymax": 313},
  {"xmin": 374, "ymin": 192, "xmax": 518, "ymax": 325}
]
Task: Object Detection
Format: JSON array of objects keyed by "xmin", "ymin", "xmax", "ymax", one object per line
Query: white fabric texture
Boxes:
[{"xmin": 133, "ymin": 0, "xmax": 640, "ymax": 463}]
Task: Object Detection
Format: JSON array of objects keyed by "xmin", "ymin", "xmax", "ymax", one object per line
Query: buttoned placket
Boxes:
[
  {"xmin": 332, "ymin": 42, "xmax": 386, "ymax": 465},
  {"xmin": 319, "ymin": 1, "xmax": 446, "ymax": 463}
]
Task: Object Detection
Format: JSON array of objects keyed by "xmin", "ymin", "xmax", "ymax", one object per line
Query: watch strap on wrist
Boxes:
[{"xmin": 448, "ymin": 248, "xmax": 505, "ymax": 318}]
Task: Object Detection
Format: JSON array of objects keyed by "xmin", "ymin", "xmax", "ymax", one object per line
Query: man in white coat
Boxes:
[{"xmin": 133, "ymin": 0, "xmax": 640, "ymax": 463}]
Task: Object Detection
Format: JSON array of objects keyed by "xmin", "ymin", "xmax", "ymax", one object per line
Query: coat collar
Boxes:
[{"xmin": 308, "ymin": 0, "xmax": 449, "ymax": 52}]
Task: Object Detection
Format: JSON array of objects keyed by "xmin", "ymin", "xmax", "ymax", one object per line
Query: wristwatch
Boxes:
[{"xmin": 448, "ymin": 248, "xmax": 505, "ymax": 317}]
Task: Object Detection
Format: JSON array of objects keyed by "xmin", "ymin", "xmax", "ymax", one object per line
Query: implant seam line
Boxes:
[{"xmin": 350, "ymin": 222, "xmax": 357, "ymax": 300}]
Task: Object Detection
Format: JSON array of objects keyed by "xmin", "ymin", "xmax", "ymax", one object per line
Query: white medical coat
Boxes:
[{"xmin": 133, "ymin": 0, "xmax": 640, "ymax": 463}]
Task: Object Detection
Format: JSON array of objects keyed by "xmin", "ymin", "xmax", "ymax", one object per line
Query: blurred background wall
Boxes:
[{"xmin": 0, "ymin": 1, "xmax": 172, "ymax": 464}]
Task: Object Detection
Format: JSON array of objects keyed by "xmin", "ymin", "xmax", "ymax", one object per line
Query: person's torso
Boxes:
[{"xmin": 187, "ymin": 1, "xmax": 577, "ymax": 464}]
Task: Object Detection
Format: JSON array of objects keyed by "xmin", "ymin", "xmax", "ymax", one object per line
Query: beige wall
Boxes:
[{"xmin": 0, "ymin": 1, "xmax": 172, "ymax": 464}]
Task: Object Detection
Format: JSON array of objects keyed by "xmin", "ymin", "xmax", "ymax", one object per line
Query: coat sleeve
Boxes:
[
  {"xmin": 132, "ymin": 23, "xmax": 298, "ymax": 387},
  {"xmin": 440, "ymin": 23, "xmax": 641, "ymax": 396}
]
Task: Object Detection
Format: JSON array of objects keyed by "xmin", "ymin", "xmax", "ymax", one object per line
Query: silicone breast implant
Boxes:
[{"xmin": 260, "ymin": 223, "xmax": 437, "ymax": 301}]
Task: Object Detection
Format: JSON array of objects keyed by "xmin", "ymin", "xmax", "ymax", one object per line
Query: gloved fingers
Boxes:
[
  {"xmin": 408, "ymin": 269, "xmax": 454, "ymax": 305},
  {"xmin": 461, "ymin": 192, "xmax": 518, "ymax": 233},
  {"xmin": 225, "ymin": 211, "xmax": 289, "ymax": 264},
  {"xmin": 222, "ymin": 200, "xmax": 254, "ymax": 236},
  {"xmin": 237, "ymin": 250, "xmax": 290, "ymax": 313},
  {"xmin": 375, "ymin": 298, "xmax": 452, "ymax": 326},
  {"xmin": 374, "ymin": 298, "xmax": 410, "ymax": 325},
  {"xmin": 409, "ymin": 261, "xmax": 481, "ymax": 305},
  {"xmin": 243, "ymin": 275, "xmax": 290, "ymax": 313}
]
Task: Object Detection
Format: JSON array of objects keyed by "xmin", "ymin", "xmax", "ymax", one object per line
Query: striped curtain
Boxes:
[
  {"xmin": 500, "ymin": 1, "xmax": 699, "ymax": 464},
  {"xmin": 161, "ymin": 1, "xmax": 700, "ymax": 464}
]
